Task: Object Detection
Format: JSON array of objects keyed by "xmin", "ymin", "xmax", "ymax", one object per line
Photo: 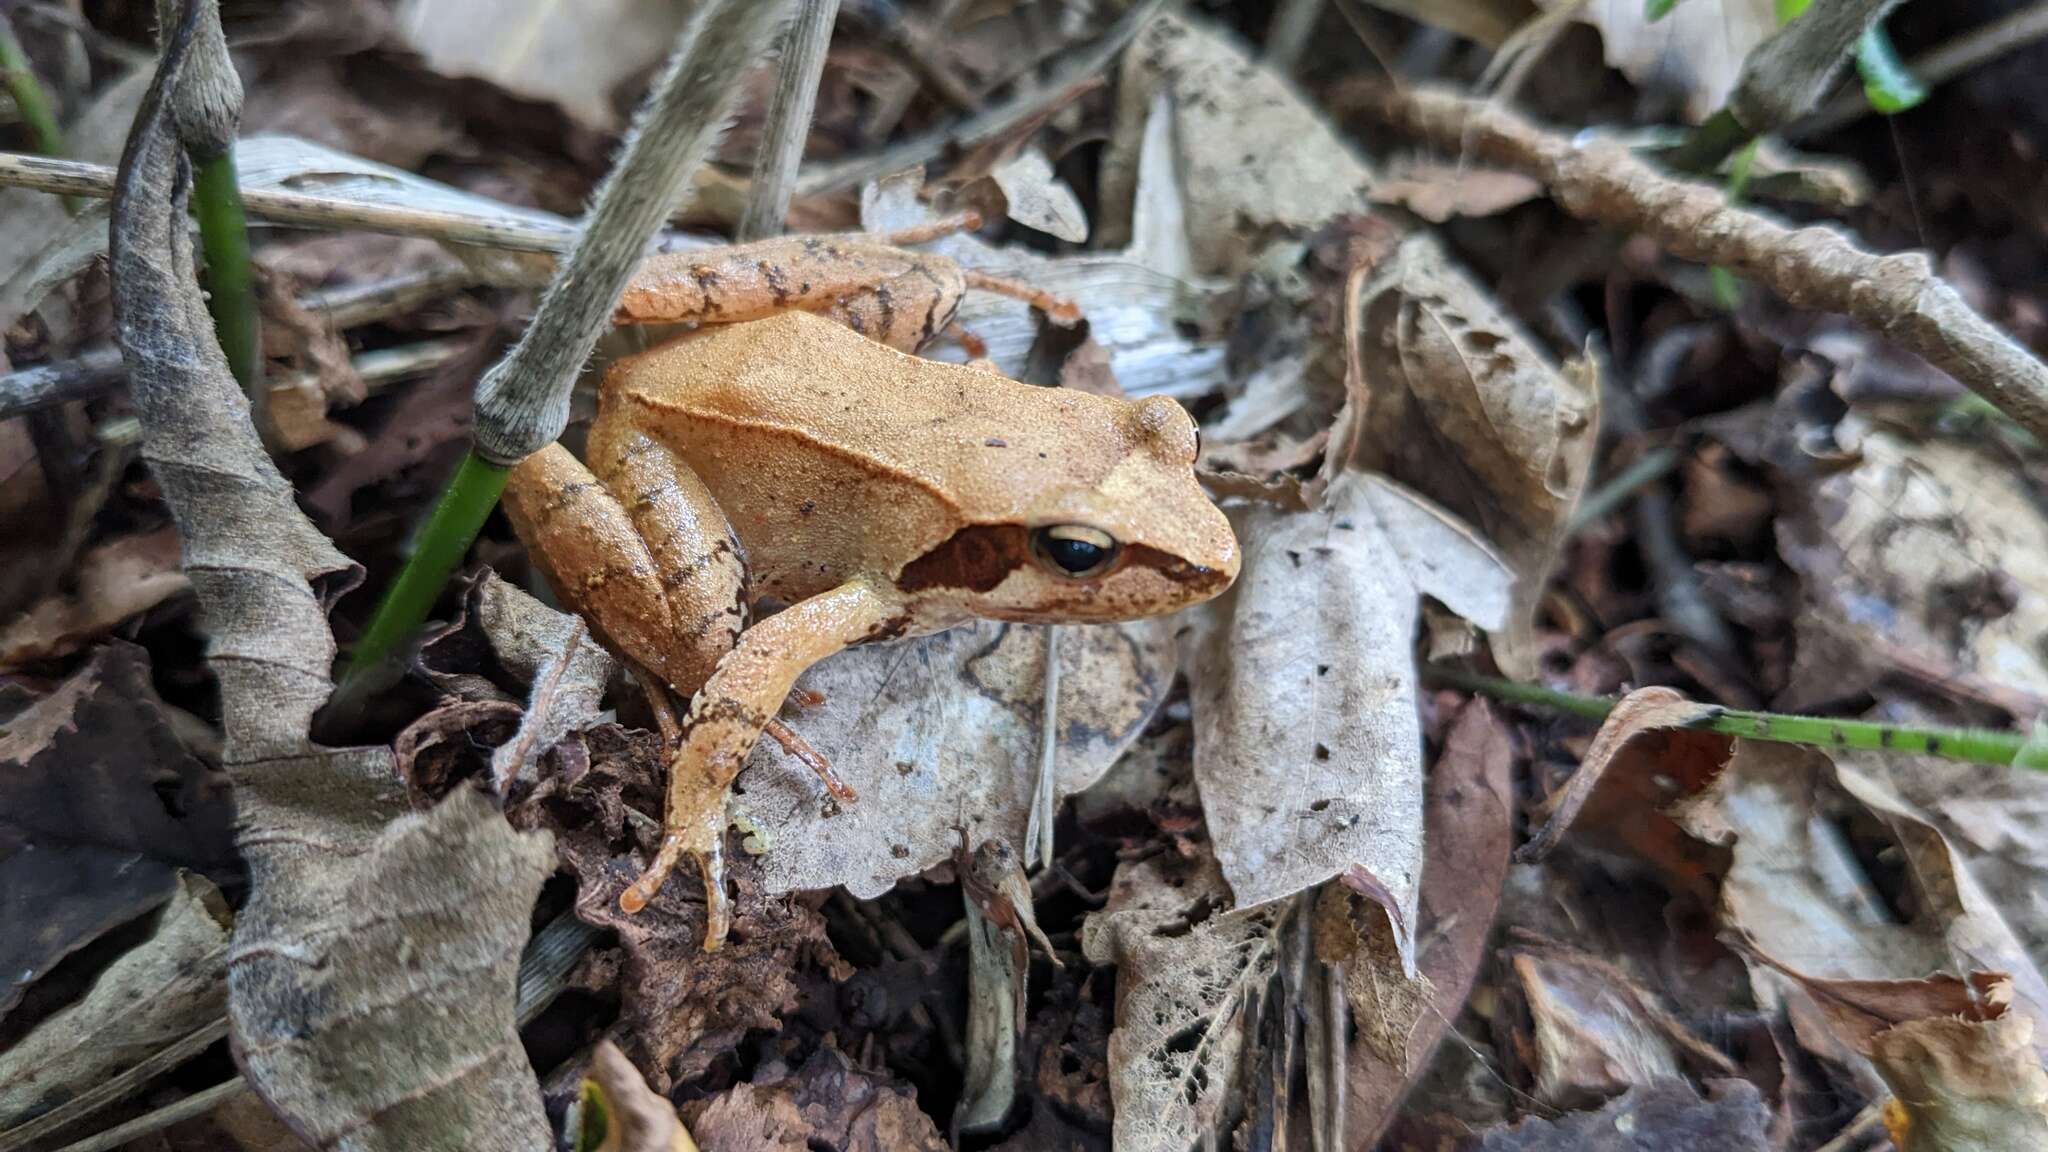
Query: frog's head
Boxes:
[{"xmin": 897, "ymin": 394, "xmax": 1239, "ymax": 623}]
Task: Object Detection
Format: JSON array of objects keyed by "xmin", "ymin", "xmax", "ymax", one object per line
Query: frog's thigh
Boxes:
[
  {"xmin": 501, "ymin": 443, "xmax": 721, "ymax": 696},
  {"xmin": 585, "ymin": 418, "xmax": 747, "ymax": 691}
]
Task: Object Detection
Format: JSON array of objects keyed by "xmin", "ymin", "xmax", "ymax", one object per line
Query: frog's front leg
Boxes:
[{"xmin": 619, "ymin": 577, "xmax": 903, "ymax": 948}]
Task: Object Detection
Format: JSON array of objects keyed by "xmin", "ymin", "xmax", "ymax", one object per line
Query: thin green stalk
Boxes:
[
  {"xmin": 331, "ymin": 450, "xmax": 509, "ymax": 713},
  {"xmin": 192, "ymin": 148, "xmax": 259, "ymax": 393},
  {"xmin": 0, "ymin": 12, "xmax": 78, "ymax": 211},
  {"xmin": 1425, "ymin": 665, "xmax": 2034, "ymax": 768}
]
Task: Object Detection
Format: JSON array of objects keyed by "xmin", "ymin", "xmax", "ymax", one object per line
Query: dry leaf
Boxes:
[
  {"xmin": 0, "ymin": 529, "xmax": 191, "ymax": 668},
  {"xmin": 1672, "ymin": 742, "xmax": 2048, "ymax": 1032},
  {"xmin": 1099, "ymin": 11, "xmax": 1375, "ymax": 276},
  {"xmin": 685, "ymin": 1047, "xmax": 948, "ymax": 1152},
  {"xmin": 1862, "ymin": 756, "xmax": 2048, "ymax": 977},
  {"xmin": 0, "ymin": 872, "xmax": 229, "ymax": 1128},
  {"xmin": 0, "ymin": 642, "xmax": 235, "ymax": 1016},
  {"xmin": 393, "ymin": 0, "xmax": 692, "ymax": 131},
  {"xmin": 1188, "ymin": 471, "xmax": 1511, "ymax": 973},
  {"xmin": 111, "ymin": 37, "xmax": 554, "ymax": 1149},
  {"xmin": 1544, "ymin": 0, "xmax": 1778, "ymax": 122},
  {"xmin": 236, "ymin": 133, "xmax": 577, "ymax": 274},
  {"xmin": 1372, "ymin": 159, "xmax": 1544, "ymax": 223},
  {"xmin": 1517, "ymin": 686, "xmax": 1727, "ymax": 877},
  {"xmin": 1338, "ymin": 699, "xmax": 1515, "ymax": 1145},
  {"xmin": 532, "ymin": 725, "xmax": 839, "ymax": 1092},
  {"xmin": 858, "ymin": 111, "xmax": 1229, "ymax": 403},
  {"xmin": 1501, "ymin": 936, "xmax": 1740, "ymax": 1107},
  {"xmin": 0, "ymin": 68, "xmax": 146, "ymax": 289},
  {"xmin": 989, "ymin": 146, "xmax": 1089, "ymax": 243},
  {"xmin": 739, "ymin": 618, "xmax": 1174, "ymax": 900},
  {"xmin": 1473, "ymin": 1078, "xmax": 1773, "ymax": 1150},
  {"xmin": 1760, "ymin": 967, "xmax": 2048, "ymax": 1150},
  {"xmin": 1080, "ymin": 847, "xmax": 1281, "ymax": 1152},
  {"xmin": 1331, "ymin": 231, "xmax": 1597, "ymax": 678},
  {"xmin": 580, "ymin": 1040, "xmax": 697, "ymax": 1152},
  {"xmin": 470, "ymin": 575, "xmax": 616, "ymax": 790},
  {"xmin": 1777, "ymin": 430, "xmax": 2048, "ymax": 712}
]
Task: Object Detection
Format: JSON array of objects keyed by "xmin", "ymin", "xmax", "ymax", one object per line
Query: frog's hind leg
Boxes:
[{"xmin": 501, "ymin": 442, "xmax": 728, "ymax": 696}]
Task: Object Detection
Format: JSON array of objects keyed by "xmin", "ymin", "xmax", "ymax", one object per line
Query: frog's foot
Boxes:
[
  {"xmin": 871, "ymin": 210, "xmax": 982, "ymax": 247},
  {"xmin": 619, "ymin": 828, "xmax": 735, "ymax": 950},
  {"xmin": 765, "ymin": 719, "xmax": 856, "ymax": 802},
  {"xmin": 960, "ymin": 269, "xmax": 1080, "ymax": 323}
]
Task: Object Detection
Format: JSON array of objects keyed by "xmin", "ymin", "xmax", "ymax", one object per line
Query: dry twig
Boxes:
[{"xmin": 1354, "ymin": 84, "xmax": 2048, "ymax": 445}]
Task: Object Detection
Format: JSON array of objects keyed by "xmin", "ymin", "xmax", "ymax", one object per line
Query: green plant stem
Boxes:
[
  {"xmin": 0, "ymin": 13, "xmax": 78, "ymax": 211},
  {"xmin": 191, "ymin": 148, "xmax": 260, "ymax": 394},
  {"xmin": 1425, "ymin": 665, "xmax": 2034, "ymax": 767},
  {"xmin": 332, "ymin": 450, "xmax": 509, "ymax": 711}
]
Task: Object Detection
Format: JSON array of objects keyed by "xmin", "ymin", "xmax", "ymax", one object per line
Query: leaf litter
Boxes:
[{"xmin": 15, "ymin": 1, "xmax": 2048, "ymax": 1150}]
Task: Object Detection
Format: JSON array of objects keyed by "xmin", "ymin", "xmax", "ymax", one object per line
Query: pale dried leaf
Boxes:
[
  {"xmin": 741, "ymin": 618, "xmax": 1173, "ymax": 899},
  {"xmin": 0, "ymin": 873, "xmax": 228, "ymax": 1128},
  {"xmin": 237, "ymin": 134, "xmax": 576, "ymax": 281},
  {"xmin": 1474, "ymin": 1079, "xmax": 1772, "ymax": 1150},
  {"xmin": 1339, "ymin": 699, "xmax": 1515, "ymax": 1145},
  {"xmin": 394, "ymin": 0, "xmax": 691, "ymax": 130},
  {"xmin": 1188, "ymin": 471, "xmax": 1510, "ymax": 973},
  {"xmin": 1372, "ymin": 160, "xmax": 1544, "ymax": 223},
  {"xmin": 112, "ymin": 35, "xmax": 553, "ymax": 1149},
  {"xmin": 584, "ymin": 1040, "xmax": 695, "ymax": 1152},
  {"xmin": 472, "ymin": 575, "xmax": 616, "ymax": 789},
  {"xmin": 858, "ymin": 115, "xmax": 1227, "ymax": 403},
  {"xmin": 990, "ymin": 146, "xmax": 1089, "ymax": 243},
  {"xmin": 1544, "ymin": 0, "xmax": 1778, "ymax": 122},
  {"xmin": 1332, "ymin": 232, "xmax": 1597, "ymax": 677},
  {"xmin": 1778, "ymin": 430, "xmax": 2048, "ymax": 711},
  {"xmin": 1099, "ymin": 11, "xmax": 1375, "ymax": 276},
  {"xmin": 1763, "ymin": 969, "xmax": 2048, "ymax": 1150},
  {"xmin": 685, "ymin": 1048, "xmax": 947, "ymax": 1152},
  {"xmin": 1504, "ymin": 938, "xmax": 1739, "ymax": 1106},
  {"xmin": 1862, "ymin": 757, "xmax": 2048, "ymax": 978},
  {"xmin": 0, "ymin": 68, "xmax": 146, "ymax": 288},
  {"xmin": 0, "ymin": 529, "xmax": 190, "ymax": 668},
  {"xmin": 1081, "ymin": 848, "xmax": 1280, "ymax": 1152},
  {"xmin": 1671, "ymin": 742, "xmax": 2048, "ymax": 1034}
]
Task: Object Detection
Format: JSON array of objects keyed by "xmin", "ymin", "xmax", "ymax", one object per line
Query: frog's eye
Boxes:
[{"xmin": 1031, "ymin": 525, "xmax": 1120, "ymax": 579}]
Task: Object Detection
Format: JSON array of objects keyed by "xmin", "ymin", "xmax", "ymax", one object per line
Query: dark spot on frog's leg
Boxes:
[
  {"xmin": 691, "ymin": 267, "xmax": 725, "ymax": 315},
  {"xmin": 1879, "ymin": 728, "xmax": 1894, "ymax": 747},
  {"xmin": 865, "ymin": 613, "xmax": 913, "ymax": 642},
  {"xmin": 1926, "ymin": 735, "xmax": 1943, "ymax": 754},
  {"xmin": 683, "ymin": 697, "xmax": 772, "ymax": 733},
  {"xmin": 761, "ymin": 260, "xmax": 792, "ymax": 305},
  {"xmin": 840, "ymin": 300, "xmax": 868, "ymax": 335},
  {"xmin": 875, "ymin": 284, "xmax": 897, "ymax": 336},
  {"xmin": 1830, "ymin": 725, "xmax": 1846, "ymax": 745}
]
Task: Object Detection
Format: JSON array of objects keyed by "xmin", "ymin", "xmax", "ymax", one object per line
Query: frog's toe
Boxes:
[
  {"xmin": 620, "ymin": 830, "xmax": 689, "ymax": 914},
  {"xmin": 694, "ymin": 836, "xmax": 731, "ymax": 952}
]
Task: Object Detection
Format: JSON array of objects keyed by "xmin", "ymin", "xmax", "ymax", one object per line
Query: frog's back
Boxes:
[{"xmin": 607, "ymin": 311, "xmax": 1145, "ymax": 603}]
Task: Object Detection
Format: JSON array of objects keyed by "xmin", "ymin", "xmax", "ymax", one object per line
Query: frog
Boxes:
[{"xmin": 501, "ymin": 229, "xmax": 1239, "ymax": 950}]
